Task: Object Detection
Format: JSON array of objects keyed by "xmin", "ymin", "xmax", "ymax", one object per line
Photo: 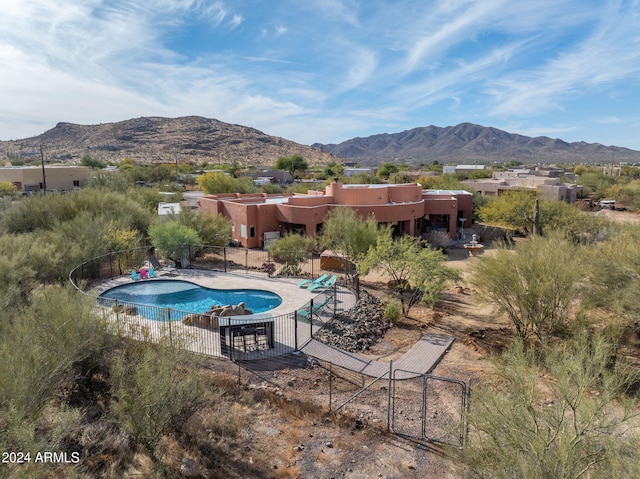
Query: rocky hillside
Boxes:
[
  {"xmin": 313, "ymin": 122, "xmax": 640, "ymax": 165},
  {"xmin": 0, "ymin": 116, "xmax": 338, "ymax": 167},
  {"xmin": 4, "ymin": 117, "xmax": 639, "ymax": 167}
]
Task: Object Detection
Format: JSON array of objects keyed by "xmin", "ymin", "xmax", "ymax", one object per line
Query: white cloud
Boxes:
[
  {"xmin": 2, "ymin": 0, "xmax": 640, "ymax": 149},
  {"xmin": 343, "ymin": 48, "xmax": 377, "ymax": 91},
  {"xmin": 487, "ymin": 1, "xmax": 640, "ymax": 118}
]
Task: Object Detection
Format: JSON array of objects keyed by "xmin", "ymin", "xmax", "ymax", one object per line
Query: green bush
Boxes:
[
  {"xmin": 268, "ymin": 233, "xmax": 313, "ymax": 276},
  {"xmin": 109, "ymin": 341, "xmax": 205, "ymax": 458},
  {"xmin": 0, "ymin": 286, "xmax": 110, "ymax": 449},
  {"xmin": 383, "ymin": 301, "xmax": 402, "ymax": 322}
]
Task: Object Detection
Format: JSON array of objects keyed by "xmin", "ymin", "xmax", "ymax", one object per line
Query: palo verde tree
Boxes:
[
  {"xmin": 268, "ymin": 233, "xmax": 314, "ymax": 276},
  {"xmin": 361, "ymin": 234, "xmax": 460, "ymax": 315},
  {"xmin": 149, "ymin": 220, "xmax": 202, "ymax": 264},
  {"xmin": 472, "ymin": 232, "xmax": 583, "ymax": 342},
  {"xmin": 476, "ymin": 189, "xmax": 537, "ymax": 235},
  {"xmin": 196, "ymin": 171, "xmax": 256, "ymax": 194},
  {"xmin": 376, "ymin": 162, "xmax": 399, "ymax": 179},
  {"xmin": 582, "ymin": 224, "xmax": 640, "ymax": 318},
  {"xmin": 463, "ymin": 331, "xmax": 640, "ymax": 479},
  {"xmin": 170, "ymin": 208, "xmax": 231, "ymax": 247},
  {"xmin": 319, "ymin": 206, "xmax": 388, "ymax": 276}
]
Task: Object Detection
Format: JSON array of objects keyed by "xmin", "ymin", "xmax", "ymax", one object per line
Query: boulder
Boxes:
[
  {"xmin": 219, "ymin": 302, "xmax": 253, "ymax": 317},
  {"xmin": 182, "ymin": 313, "xmax": 218, "ymax": 329}
]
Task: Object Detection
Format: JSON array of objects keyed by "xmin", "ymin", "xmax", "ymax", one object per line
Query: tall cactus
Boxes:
[{"xmin": 533, "ymin": 199, "xmax": 541, "ymax": 236}]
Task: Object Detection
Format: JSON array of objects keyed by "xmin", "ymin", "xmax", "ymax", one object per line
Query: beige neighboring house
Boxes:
[
  {"xmin": 465, "ymin": 169, "xmax": 582, "ymax": 203},
  {"xmin": 0, "ymin": 165, "xmax": 91, "ymax": 193}
]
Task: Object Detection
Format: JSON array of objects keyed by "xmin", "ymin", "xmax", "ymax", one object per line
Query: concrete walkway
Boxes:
[{"xmin": 300, "ymin": 332, "xmax": 454, "ymax": 379}]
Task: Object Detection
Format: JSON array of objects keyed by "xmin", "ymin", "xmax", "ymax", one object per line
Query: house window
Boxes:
[
  {"xmin": 249, "ymin": 226, "xmax": 256, "ymax": 238},
  {"xmin": 73, "ymin": 180, "xmax": 80, "ymax": 187}
]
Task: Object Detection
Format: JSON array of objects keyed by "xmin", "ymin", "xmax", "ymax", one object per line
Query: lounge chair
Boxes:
[
  {"xmin": 307, "ymin": 275, "xmax": 338, "ymax": 293},
  {"xmin": 131, "ymin": 271, "xmax": 141, "ymax": 281},
  {"xmin": 148, "ymin": 254, "xmax": 163, "ymax": 270},
  {"xmin": 297, "ymin": 274, "xmax": 329, "ymax": 289},
  {"xmin": 147, "ymin": 267, "xmax": 157, "ymax": 278},
  {"xmin": 148, "ymin": 255, "xmax": 178, "ymax": 276},
  {"xmin": 297, "ymin": 295, "xmax": 333, "ymax": 319}
]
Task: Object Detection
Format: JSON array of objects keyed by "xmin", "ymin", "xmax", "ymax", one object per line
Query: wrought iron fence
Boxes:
[
  {"xmin": 69, "ymin": 245, "xmax": 329, "ymax": 291},
  {"xmin": 71, "ymin": 248, "xmax": 354, "ymax": 361}
]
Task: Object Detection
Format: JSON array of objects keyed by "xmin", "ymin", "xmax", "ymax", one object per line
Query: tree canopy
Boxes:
[
  {"xmin": 472, "ymin": 232, "xmax": 583, "ymax": 341},
  {"xmin": 362, "ymin": 234, "xmax": 460, "ymax": 314},
  {"xmin": 319, "ymin": 207, "xmax": 388, "ymax": 274},
  {"xmin": 148, "ymin": 220, "xmax": 202, "ymax": 263},
  {"xmin": 196, "ymin": 172, "xmax": 256, "ymax": 194},
  {"xmin": 268, "ymin": 233, "xmax": 314, "ymax": 276},
  {"xmin": 275, "ymin": 154, "xmax": 308, "ymax": 176}
]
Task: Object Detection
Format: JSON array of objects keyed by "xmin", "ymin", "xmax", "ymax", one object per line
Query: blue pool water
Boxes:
[{"xmin": 99, "ymin": 279, "xmax": 282, "ymax": 321}]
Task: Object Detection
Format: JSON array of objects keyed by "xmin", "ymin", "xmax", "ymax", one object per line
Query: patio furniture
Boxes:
[
  {"xmin": 297, "ymin": 295, "xmax": 333, "ymax": 319},
  {"xmin": 297, "ymin": 274, "xmax": 329, "ymax": 289},
  {"xmin": 307, "ymin": 275, "xmax": 337, "ymax": 293},
  {"xmin": 147, "ymin": 267, "xmax": 157, "ymax": 278},
  {"xmin": 131, "ymin": 271, "xmax": 141, "ymax": 281}
]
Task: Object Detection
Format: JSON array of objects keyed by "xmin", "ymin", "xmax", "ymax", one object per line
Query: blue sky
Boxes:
[{"xmin": 2, "ymin": 0, "xmax": 640, "ymax": 149}]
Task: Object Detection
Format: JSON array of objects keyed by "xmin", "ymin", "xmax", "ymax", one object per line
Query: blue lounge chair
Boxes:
[
  {"xmin": 297, "ymin": 274, "xmax": 329, "ymax": 289},
  {"xmin": 307, "ymin": 275, "xmax": 337, "ymax": 293},
  {"xmin": 147, "ymin": 267, "xmax": 157, "ymax": 278},
  {"xmin": 131, "ymin": 271, "xmax": 141, "ymax": 281},
  {"xmin": 297, "ymin": 295, "xmax": 333, "ymax": 319}
]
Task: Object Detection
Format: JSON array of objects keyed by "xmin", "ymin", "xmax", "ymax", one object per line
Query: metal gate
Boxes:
[{"xmin": 391, "ymin": 370, "xmax": 470, "ymax": 447}]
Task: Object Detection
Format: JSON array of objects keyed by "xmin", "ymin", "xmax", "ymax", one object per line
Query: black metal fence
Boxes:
[
  {"xmin": 69, "ymin": 246, "xmax": 333, "ymax": 291},
  {"xmin": 238, "ymin": 356, "xmax": 470, "ymax": 447},
  {"xmin": 94, "ymin": 284, "xmax": 345, "ymax": 361},
  {"xmin": 70, "ymin": 247, "xmax": 354, "ymax": 361}
]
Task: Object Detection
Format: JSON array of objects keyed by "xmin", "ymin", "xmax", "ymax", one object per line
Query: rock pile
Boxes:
[
  {"xmin": 314, "ymin": 291, "xmax": 390, "ymax": 353},
  {"xmin": 182, "ymin": 302, "xmax": 253, "ymax": 329}
]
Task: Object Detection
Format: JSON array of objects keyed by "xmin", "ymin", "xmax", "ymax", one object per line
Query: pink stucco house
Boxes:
[{"xmin": 198, "ymin": 181, "xmax": 473, "ymax": 248}]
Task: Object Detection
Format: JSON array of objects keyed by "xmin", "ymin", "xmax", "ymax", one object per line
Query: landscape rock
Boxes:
[
  {"xmin": 314, "ymin": 291, "xmax": 390, "ymax": 353},
  {"xmin": 182, "ymin": 301, "xmax": 252, "ymax": 328}
]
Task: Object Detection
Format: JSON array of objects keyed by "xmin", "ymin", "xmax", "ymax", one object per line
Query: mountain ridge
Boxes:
[
  {"xmin": 0, "ymin": 116, "xmax": 338, "ymax": 167},
  {"xmin": 313, "ymin": 122, "xmax": 640, "ymax": 165},
  {"xmin": 1, "ymin": 116, "xmax": 638, "ymax": 166}
]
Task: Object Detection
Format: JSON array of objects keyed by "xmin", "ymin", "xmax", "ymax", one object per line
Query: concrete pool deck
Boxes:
[
  {"xmin": 92, "ymin": 269, "xmax": 344, "ymax": 318},
  {"xmin": 92, "ymin": 270, "xmax": 453, "ymax": 377}
]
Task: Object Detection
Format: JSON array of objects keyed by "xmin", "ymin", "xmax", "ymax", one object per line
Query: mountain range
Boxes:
[
  {"xmin": 1, "ymin": 116, "xmax": 639, "ymax": 166},
  {"xmin": 313, "ymin": 123, "xmax": 640, "ymax": 165},
  {"xmin": 0, "ymin": 116, "xmax": 337, "ymax": 167}
]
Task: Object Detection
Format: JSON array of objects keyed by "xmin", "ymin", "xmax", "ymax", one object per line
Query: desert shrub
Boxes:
[
  {"xmin": 383, "ymin": 301, "xmax": 402, "ymax": 322},
  {"xmin": 464, "ymin": 331, "xmax": 640, "ymax": 478},
  {"xmin": 0, "ymin": 180, "xmax": 19, "ymax": 198},
  {"xmin": 472, "ymin": 232, "xmax": 583, "ymax": 342},
  {"xmin": 109, "ymin": 341, "xmax": 206, "ymax": 458},
  {"xmin": 0, "ymin": 188, "xmax": 153, "ymax": 236},
  {"xmin": 0, "ymin": 286, "xmax": 110, "ymax": 449},
  {"xmin": 171, "ymin": 208, "xmax": 231, "ymax": 247},
  {"xmin": 149, "ymin": 220, "xmax": 202, "ymax": 263},
  {"xmin": 0, "ymin": 234, "xmax": 36, "ymax": 313},
  {"xmin": 268, "ymin": 233, "xmax": 313, "ymax": 276}
]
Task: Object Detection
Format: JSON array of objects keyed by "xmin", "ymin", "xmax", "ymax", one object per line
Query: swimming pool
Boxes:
[{"xmin": 99, "ymin": 279, "xmax": 282, "ymax": 320}]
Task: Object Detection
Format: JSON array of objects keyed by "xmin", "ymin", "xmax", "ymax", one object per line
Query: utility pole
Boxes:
[
  {"xmin": 40, "ymin": 145, "xmax": 47, "ymax": 194},
  {"xmin": 175, "ymin": 153, "xmax": 179, "ymax": 187}
]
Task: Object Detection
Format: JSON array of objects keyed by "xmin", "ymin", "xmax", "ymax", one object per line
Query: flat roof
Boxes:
[{"xmin": 424, "ymin": 189, "xmax": 473, "ymax": 195}]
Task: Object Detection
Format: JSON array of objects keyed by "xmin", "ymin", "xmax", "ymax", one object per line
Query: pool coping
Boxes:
[{"xmin": 91, "ymin": 269, "xmax": 348, "ymax": 319}]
